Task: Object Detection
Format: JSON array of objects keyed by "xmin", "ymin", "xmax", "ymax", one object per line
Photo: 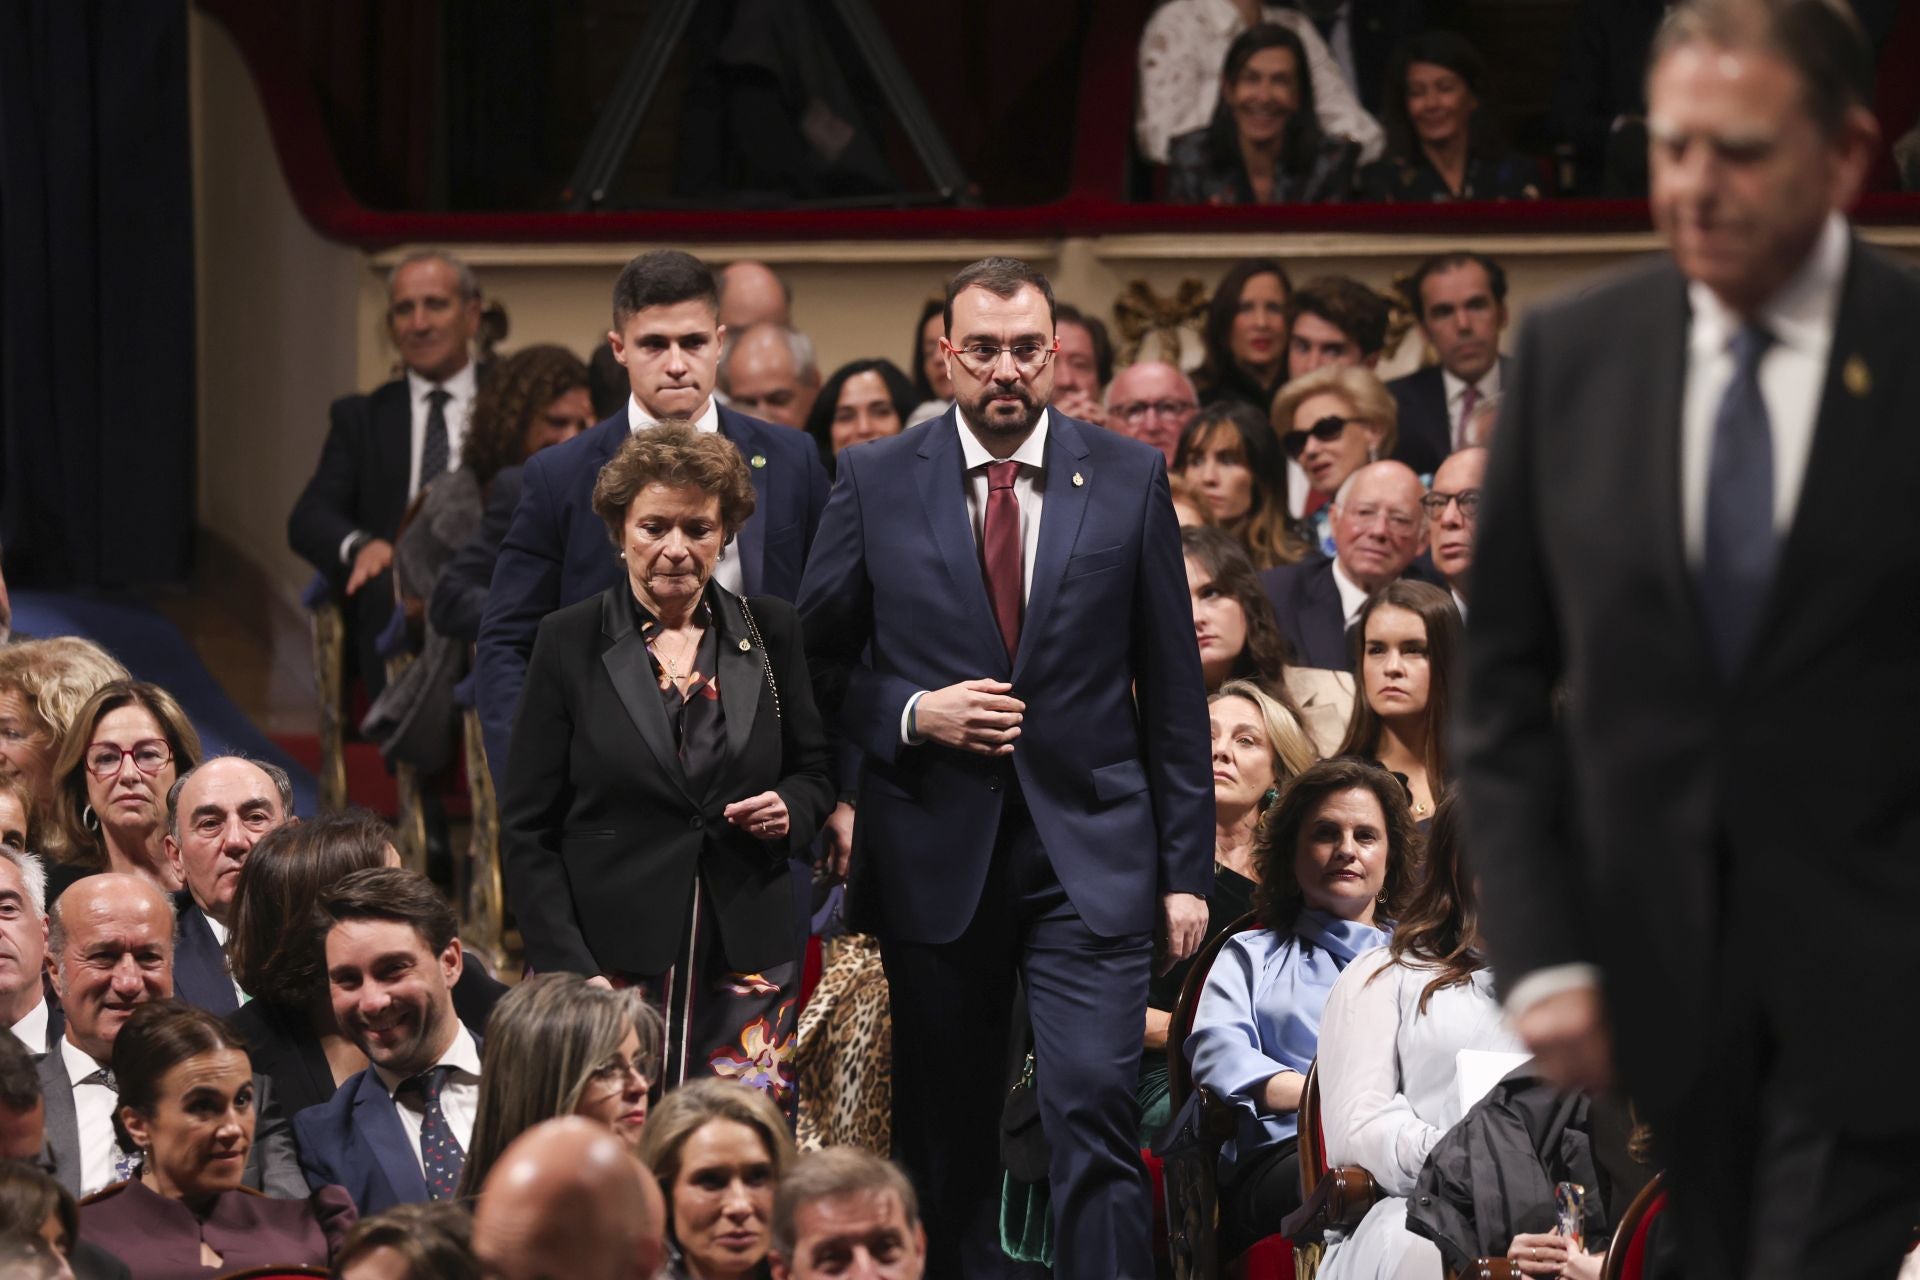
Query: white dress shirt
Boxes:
[
  {"xmin": 60, "ymin": 1035, "xmax": 123, "ymax": 1196},
  {"xmin": 1505, "ymin": 214, "xmax": 1850, "ymax": 1024},
  {"xmin": 1330, "ymin": 558, "xmax": 1371, "ymax": 629},
  {"xmin": 1441, "ymin": 364, "xmax": 1502, "ymax": 452},
  {"xmin": 337, "ymin": 360, "xmax": 479, "ymax": 564},
  {"xmin": 200, "ymin": 912, "xmax": 248, "ymax": 1007},
  {"xmin": 371, "ymin": 1022, "xmax": 483, "ymax": 1176},
  {"xmin": 902, "ymin": 411, "xmax": 1050, "ymax": 744},
  {"xmin": 627, "ymin": 394, "xmax": 742, "ymax": 596},
  {"xmin": 9, "ymin": 996, "xmax": 46, "ymax": 1055},
  {"xmin": 1680, "ymin": 213, "xmax": 1847, "ymax": 566},
  {"xmin": 1135, "ymin": 0, "xmax": 1383, "ymax": 164},
  {"xmin": 405, "ymin": 362, "xmax": 479, "ymax": 499}
]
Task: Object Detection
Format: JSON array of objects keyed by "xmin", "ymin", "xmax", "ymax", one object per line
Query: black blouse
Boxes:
[{"xmin": 631, "ymin": 591, "xmax": 727, "ymax": 800}]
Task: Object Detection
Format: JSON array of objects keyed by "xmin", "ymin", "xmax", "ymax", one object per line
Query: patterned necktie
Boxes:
[
  {"xmin": 1700, "ymin": 323, "xmax": 1777, "ymax": 675},
  {"xmin": 1456, "ymin": 383, "xmax": 1480, "ymax": 451},
  {"xmin": 420, "ymin": 387, "xmax": 452, "ymax": 490},
  {"xmin": 981, "ymin": 461, "xmax": 1023, "ymax": 661},
  {"xmin": 399, "ymin": 1065, "xmax": 464, "ymax": 1199},
  {"xmin": 80, "ymin": 1068, "xmax": 140, "ymax": 1183}
]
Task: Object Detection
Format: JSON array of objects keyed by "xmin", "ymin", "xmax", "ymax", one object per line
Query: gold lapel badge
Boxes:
[
  {"xmin": 1843, "ymin": 356, "xmax": 1871, "ymax": 399},
  {"xmin": 1072, "ymin": 472, "xmax": 1085, "ymax": 487},
  {"xmin": 751, "ymin": 454, "xmax": 767, "ymax": 468}
]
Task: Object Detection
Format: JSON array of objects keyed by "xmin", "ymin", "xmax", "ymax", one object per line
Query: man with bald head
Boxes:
[
  {"xmin": 1260, "ymin": 460, "xmax": 1431, "ymax": 669},
  {"xmin": 718, "ymin": 260, "xmax": 793, "ymax": 331},
  {"xmin": 1103, "ymin": 361, "xmax": 1197, "ymax": 464},
  {"xmin": 1424, "ymin": 446, "xmax": 1487, "ymax": 618},
  {"xmin": 472, "ymin": 1117, "xmax": 665, "ymax": 1280},
  {"xmin": 36, "ymin": 874, "xmax": 303, "ymax": 1197},
  {"xmin": 719, "ymin": 324, "xmax": 820, "ymax": 429},
  {"xmin": 163, "ymin": 755, "xmax": 294, "ymax": 1014}
]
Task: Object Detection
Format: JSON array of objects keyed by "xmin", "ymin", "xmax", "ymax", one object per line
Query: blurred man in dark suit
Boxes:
[{"xmin": 1461, "ymin": 4, "xmax": 1918, "ymax": 1277}]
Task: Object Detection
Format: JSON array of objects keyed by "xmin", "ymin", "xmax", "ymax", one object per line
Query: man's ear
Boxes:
[
  {"xmin": 441, "ymin": 937, "xmax": 464, "ymax": 989},
  {"xmin": 163, "ymin": 834, "xmax": 184, "ymax": 887}
]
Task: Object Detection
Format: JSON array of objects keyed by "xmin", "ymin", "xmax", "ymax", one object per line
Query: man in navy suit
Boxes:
[
  {"xmin": 799, "ymin": 258, "xmax": 1212, "ymax": 1279},
  {"xmin": 1387, "ymin": 250, "xmax": 1510, "ymax": 478},
  {"xmin": 162, "ymin": 756, "xmax": 293, "ymax": 1016},
  {"xmin": 475, "ymin": 250, "xmax": 828, "ymax": 780},
  {"xmin": 294, "ymin": 867, "xmax": 477, "ymax": 1215},
  {"xmin": 289, "ymin": 251, "xmax": 485, "ymax": 697},
  {"xmin": 1261, "ymin": 460, "xmax": 1431, "ymax": 669}
]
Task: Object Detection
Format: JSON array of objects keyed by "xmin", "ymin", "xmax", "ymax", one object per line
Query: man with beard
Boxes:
[
  {"xmin": 799, "ymin": 257, "xmax": 1212, "ymax": 1279},
  {"xmin": 294, "ymin": 867, "xmax": 476, "ymax": 1214}
]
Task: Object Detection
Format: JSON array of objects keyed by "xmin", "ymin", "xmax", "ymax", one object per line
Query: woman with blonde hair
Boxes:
[
  {"xmin": 639, "ymin": 1079, "xmax": 798, "ymax": 1280},
  {"xmin": 1138, "ymin": 678, "xmax": 1320, "ymax": 1139},
  {"xmin": 1271, "ymin": 364, "xmax": 1400, "ymax": 556},
  {"xmin": 50, "ymin": 680, "xmax": 201, "ymax": 893},
  {"xmin": 0, "ymin": 637, "xmax": 128, "ymax": 863},
  {"xmin": 458, "ymin": 973, "xmax": 665, "ymax": 1196}
]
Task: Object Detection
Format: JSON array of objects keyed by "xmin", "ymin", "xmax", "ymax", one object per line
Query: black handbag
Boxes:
[{"xmin": 999, "ymin": 1049, "xmax": 1050, "ymax": 1183}]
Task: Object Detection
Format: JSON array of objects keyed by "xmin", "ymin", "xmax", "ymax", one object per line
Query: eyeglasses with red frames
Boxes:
[{"xmin": 84, "ymin": 739, "xmax": 173, "ymax": 779}]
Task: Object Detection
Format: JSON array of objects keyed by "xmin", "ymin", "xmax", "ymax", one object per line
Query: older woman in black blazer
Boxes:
[{"xmin": 502, "ymin": 422, "xmax": 832, "ymax": 1108}]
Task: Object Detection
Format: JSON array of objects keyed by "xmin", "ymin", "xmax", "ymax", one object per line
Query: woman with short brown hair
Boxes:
[{"xmin": 504, "ymin": 422, "xmax": 832, "ymax": 1106}]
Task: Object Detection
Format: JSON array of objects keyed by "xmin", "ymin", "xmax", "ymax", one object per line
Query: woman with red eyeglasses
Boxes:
[
  {"xmin": 49, "ymin": 681, "xmax": 202, "ymax": 898},
  {"xmin": 1270, "ymin": 366, "xmax": 1400, "ymax": 557}
]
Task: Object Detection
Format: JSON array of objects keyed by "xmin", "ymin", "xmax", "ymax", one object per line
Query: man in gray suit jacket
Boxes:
[{"xmin": 37, "ymin": 875, "xmax": 302, "ymax": 1199}]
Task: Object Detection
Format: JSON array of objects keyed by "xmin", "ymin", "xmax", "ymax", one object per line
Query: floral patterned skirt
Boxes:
[{"xmin": 611, "ymin": 878, "xmax": 798, "ymax": 1111}]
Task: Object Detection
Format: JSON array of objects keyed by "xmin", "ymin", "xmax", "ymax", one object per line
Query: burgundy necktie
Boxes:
[
  {"xmin": 1455, "ymin": 384, "xmax": 1480, "ymax": 451},
  {"xmin": 982, "ymin": 460, "xmax": 1023, "ymax": 660}
]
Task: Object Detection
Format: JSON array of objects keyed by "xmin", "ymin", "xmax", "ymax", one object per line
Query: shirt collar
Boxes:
[
  {"xmin": 203, "ymin": 911, "xmax": 229, "ymax": 947},
  {"xmin": 406, "ymin": 360, "xmax": 477, "ymax": 405},
  {"xmin": 10, "ymin": 996, "xmax": 47, "ymax": 1054},
  {"xmin": 1441, "ymin": 362, "xmax": 1500, "ymax": 408},
  {"xmin": 1689, "ymin": 212, "xmax": 1849, "ymax": 359},
  {"xmin": 1329, "ymin": 557, "xmax": 1371, "ymax": 627},
  {"xmin": 373, "ymin": 1020, "xmax": 482, "ymax": 1099},
  {"xmin": 61, "ymin": 1032, "xmax": 106, "ymax": 1085},
  {"xmin": 956, "ymin": 407, "xmax": 1050, "ymax": 474},
  {"xmin": 629, "ymin": 394, "xmax": 720, "ymax": 435}
]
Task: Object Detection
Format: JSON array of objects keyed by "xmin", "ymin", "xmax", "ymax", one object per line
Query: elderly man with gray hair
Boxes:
[
  {"xmin": 0, "ymin": 778, "xmax": 51, "ymax": 1055},
  {"xmin": 718, "ymin": 323, "xmax": 821, "ymax": 429},
  {"xmin": 162, "ymin": 755, "xmax": 294, "ymax": 1015}
]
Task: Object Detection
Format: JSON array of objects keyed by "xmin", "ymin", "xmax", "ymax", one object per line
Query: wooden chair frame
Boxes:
[{"xmin": 1598, "ymin": 1172, "xmax": 1666, "ymax": 1280}]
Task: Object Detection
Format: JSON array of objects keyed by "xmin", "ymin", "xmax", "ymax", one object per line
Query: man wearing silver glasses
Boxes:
[{"xmin": 801, "ymin": 257, "xmax": 1212, "ymax": 1280}]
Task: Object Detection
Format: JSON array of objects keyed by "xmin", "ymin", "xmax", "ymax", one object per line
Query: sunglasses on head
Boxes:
[{"xmin": 1282, "ymin": 415, "xmax": 1352, "ymax": 458}]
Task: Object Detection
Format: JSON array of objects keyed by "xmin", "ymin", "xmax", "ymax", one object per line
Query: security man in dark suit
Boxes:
[
  {"xmin": 475, "ymin": 251, "xmax": 828, "ymax": 783},
  {"xmin": 1460, "ymin": 4, "xmax": 1920, "ymax": 1277},
  {"xmin": 288, "ymin": 251, "xmax": 484, "ymax": 697}
]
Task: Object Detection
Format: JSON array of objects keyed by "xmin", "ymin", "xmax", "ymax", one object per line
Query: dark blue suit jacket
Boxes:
[
  {"xmin": 1261, "ymin": 554, "xmax": 1447, "ymax": 672},
  {"xmin": 475, "ymin": 404, "xmax": 828, "ymax": 779},
  {"xmin": 1386, "ymin": 358, "xmax": 1508, "ymax": 479},
  {"xmin": 1260, "ymin": 556, "xmax": 1353, "ymax": 671},
  {"xmin": 172, "ymin": 896, "xmax": 238, "ymax": 1017},
  {"xmin": 797, "ymin": 410, "xmax": 1213, "ymax": 943},
  {"xmin": 293, "ymin": 1063, "xmax": 434, "ymax": 1214}
]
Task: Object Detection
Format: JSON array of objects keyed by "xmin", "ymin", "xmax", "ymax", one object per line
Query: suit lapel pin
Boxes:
[
  {"xmin": 750, "ymin": 454, "xmax": 767, "ymax": 468},
  {"xmin": 1843, "ymin": 355, "xmax": 1871, "ymax": 399},
  {"xmin": 738, "ymin": 638, "xmax": 752, "ymax": 651},
  {"xmin": 1072, "ymin": 472, "xmax": 1084, "ymax": 487}
]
